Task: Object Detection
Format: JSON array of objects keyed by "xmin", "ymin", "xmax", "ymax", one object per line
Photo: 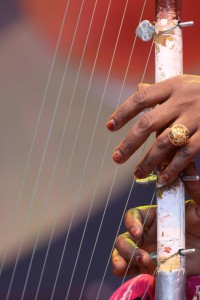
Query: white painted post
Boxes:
[{"xmin": 155, "ymin": 1, "xmax": 186, "ymax": 298}]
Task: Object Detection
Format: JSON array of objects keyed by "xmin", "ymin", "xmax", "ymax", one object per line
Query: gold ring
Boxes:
[{"xmin": 168, "ymin": 124, "xmax": 190, "ymax": 146}]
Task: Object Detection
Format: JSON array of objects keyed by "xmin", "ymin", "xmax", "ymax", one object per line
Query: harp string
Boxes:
[
  {"xmin": 50, "ymin": 1, "xmax": 132, "ymax": 299},
  {"xmin": 5, "ymin": 1, "xmax": 156, "ymax": 300},
  {"xmin": 64, "ymin": 2, "xmax": 154, "ymax": 299},
  {"xmin": 63, "ymin": 0, "xmax": 131, "ymax": 298},
  {"xmin": 31, "ymin": 0, "xmax": 108, "ymax": 298},
  {"xmin": 46, "ymin": 1, "xmax": 153, "ymax": 298},
  {"xmin": 5, "ymin": 0, "xmax": 88, "ymax": 298},
  {"xmin": 0, "ymin": 0, "xmax": 71, "ymax": 279},
  {"xmin": 18, "ymin": 0, "xmax": 125, "ymax": 294},
  {"xmin": 41, "ymin": 1, "xmax": 155, "ymax": 299}
]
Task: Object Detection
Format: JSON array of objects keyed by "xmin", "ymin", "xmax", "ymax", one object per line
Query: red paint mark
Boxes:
[{"xmin": 164, "ymin": 247, "xmax": 172, "ymax": 253}]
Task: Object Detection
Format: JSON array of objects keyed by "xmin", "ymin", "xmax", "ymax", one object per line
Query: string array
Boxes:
[{"xmin": 1, "ymin": 1, "xmax": 159, "ymax": 299}]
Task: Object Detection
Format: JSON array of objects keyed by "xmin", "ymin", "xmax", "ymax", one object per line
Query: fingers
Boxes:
[
  {"xmin": 112, "ymin": 100, "xmax": 177, "ymax": 164},
  {"xmin": 124, "ymin": 206, "xmax": 156, "ymax": 239},
  {"xmin": 112, "ymin": 246, "xmax": 139, "ymax": 276},
  {"xmin": 108, "ymin": 75, "xmax": 200, "ymax": 174},
  {"xmin": 133, "ymin": 119, "xmax": 198, "ymax": 179},
  {"xmin": 112, "ymin": 233, "xmax": 151, "ymax": 276},
  {"xmin": 112, "ymin": 207, "xmax": 157, "ymax": 276},
  {"xmin": 112, "ymin": 248, "xmax": 136, "ymax": 276},
  {"xmin": 158, "ymin": 132, "xmax": 200, "ymax": 184},
  {"xmin": 134, "ymin": 128, "xmax": 176, "ymax": 179},
  {"xmin": 107, "ymin": 78, "xmax": 173, "ymax": 131}
]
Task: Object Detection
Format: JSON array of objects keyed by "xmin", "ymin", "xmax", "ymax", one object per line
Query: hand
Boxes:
[
  {"xmin": 112, "ymin": 161, "xmax": 200, "ymax": 277},
  {"xmin": 107, "ymin": 75, "xmax": 200, "ymax": 184}
]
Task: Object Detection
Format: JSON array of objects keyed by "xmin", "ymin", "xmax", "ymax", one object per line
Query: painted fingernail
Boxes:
[
  {"xmin": 113, "ymin": 257, "xmax": 123, "ymax": 269},
  {"xmin": 130, "ymin": 227, "xmax": 138, "ymax": 237},
  {"xmin": 136, "ymin": 255, "xmax": 143, "ymax": 264},
  {"xmin": 113, "ymin": 149, "xmax": 123, "ymax": 163},
  {"xmin": 107, "ymin": 119, "xmax": 116, "ymax": 130},
  {"xmin": 158, "ymin": 172, "xmax": 169, "ymax": 183}
]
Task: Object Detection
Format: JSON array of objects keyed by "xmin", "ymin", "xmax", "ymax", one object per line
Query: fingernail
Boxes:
[
  {"xmin": 113, "ymin": 257, "xmax": 123, "ymax": 269},
  {"xmin": 157, "ymin": 172, "xmax": 169, "ymax": 183},
  {"xmin": 134, "ymin": 165, "xmax": 144, "ymax": 179},
  {"xmin": 136, "ymin": 255, "xmax": 143, "ymax": 264},
  {"xmin": 107, "ymin": 119, "xmax": 116, "ymax": 130},
  {"xmin": 134, "ymin": 168, "xmax": 142, "ymax": 179},
  {"xmin": 113, "ymin": 149, "xmax": 123, "ymax": 163},
  {"xmin": 162, "ymin": 172, "xmax": 169, "ymax": 182},
  {"xmin": 130, "ymin": 227, "xmax": 138, "ymax": 237},
  {"xmin": 113, "ymin": 257, "xmax": 119, "ymax": 265}
]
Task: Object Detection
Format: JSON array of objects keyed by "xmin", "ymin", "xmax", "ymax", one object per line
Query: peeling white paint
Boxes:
[{"xmin": 155, "ymin": 16, "xmax": 186, "ymax": 299}]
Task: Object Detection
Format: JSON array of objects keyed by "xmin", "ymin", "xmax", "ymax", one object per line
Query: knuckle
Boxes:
[
  {"xmin": 124, "ymin": 210, "xmax": 130, "ymax": 221},
  {"xmin": 156, "ymin": 135, "xmax": 172, "ymax": 150},
  {"xmin": 121, "ymin": 138, "xmax": 133, "ymax": 151},
  {"xmin": 115, "ymin": 107, "xmax": 127, "ymax": 123},
  {"xmin": 131, "ymin": 89, "xmax": 148, "ymax": 108},
  {"xmin": 137, "ymin": 113, "xmax": 153, "ymax": 132},
  {"xmin": 171, "ymin": 75, "xmax": 183, "ymax": 90}
]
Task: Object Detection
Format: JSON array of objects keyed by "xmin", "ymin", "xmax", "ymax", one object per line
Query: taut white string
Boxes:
[
  {"xmin": 4, "ymin": 1, "xmax": 157, "ymax": 299},
  {"xmin": 64, "ymin": 1, "xmax": 131, "ymax": 299},
  {"xmin": 78, "ymin": 6, "xmax": 153, "ymax": 300},
  {"xmin": 47, "ymin": 0, "xmax": 117, "ymax": 299}
]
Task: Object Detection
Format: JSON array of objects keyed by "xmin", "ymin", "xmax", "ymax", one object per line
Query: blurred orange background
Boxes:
[{"xmin": 20, "ymin": 0, "xmax": 199, "ymax": 81}]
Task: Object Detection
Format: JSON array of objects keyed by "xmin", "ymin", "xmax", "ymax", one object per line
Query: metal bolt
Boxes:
[
  {"xmin": 178, "ymin": 248, "xmax": 196, "ymax": 256},
  {"xmin": 150, "ymin": 252, "xmax": 157, "ymax": 260},
  {"xmin": 178, "ymin": 21, "xmax": 194, "ymax": 27}
]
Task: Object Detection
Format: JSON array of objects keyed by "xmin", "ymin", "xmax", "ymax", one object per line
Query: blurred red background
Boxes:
[{"xmin": 20, "ymin": 0, "xmax": 200, "ymax": 82}]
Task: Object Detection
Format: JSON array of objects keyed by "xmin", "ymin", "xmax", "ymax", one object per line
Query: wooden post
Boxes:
[{"xmin": 155, "ymin": 0, "xmax": 186, "ymax": 298}]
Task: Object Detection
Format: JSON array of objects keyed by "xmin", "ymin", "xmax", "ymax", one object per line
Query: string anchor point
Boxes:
[
  {"xmin": 135, "ymin": 20, "xmax": 155, "ymax": 42},
  {"xmin": 136, "ymin": 20, "xmax": 194, "ymax": 42}
]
